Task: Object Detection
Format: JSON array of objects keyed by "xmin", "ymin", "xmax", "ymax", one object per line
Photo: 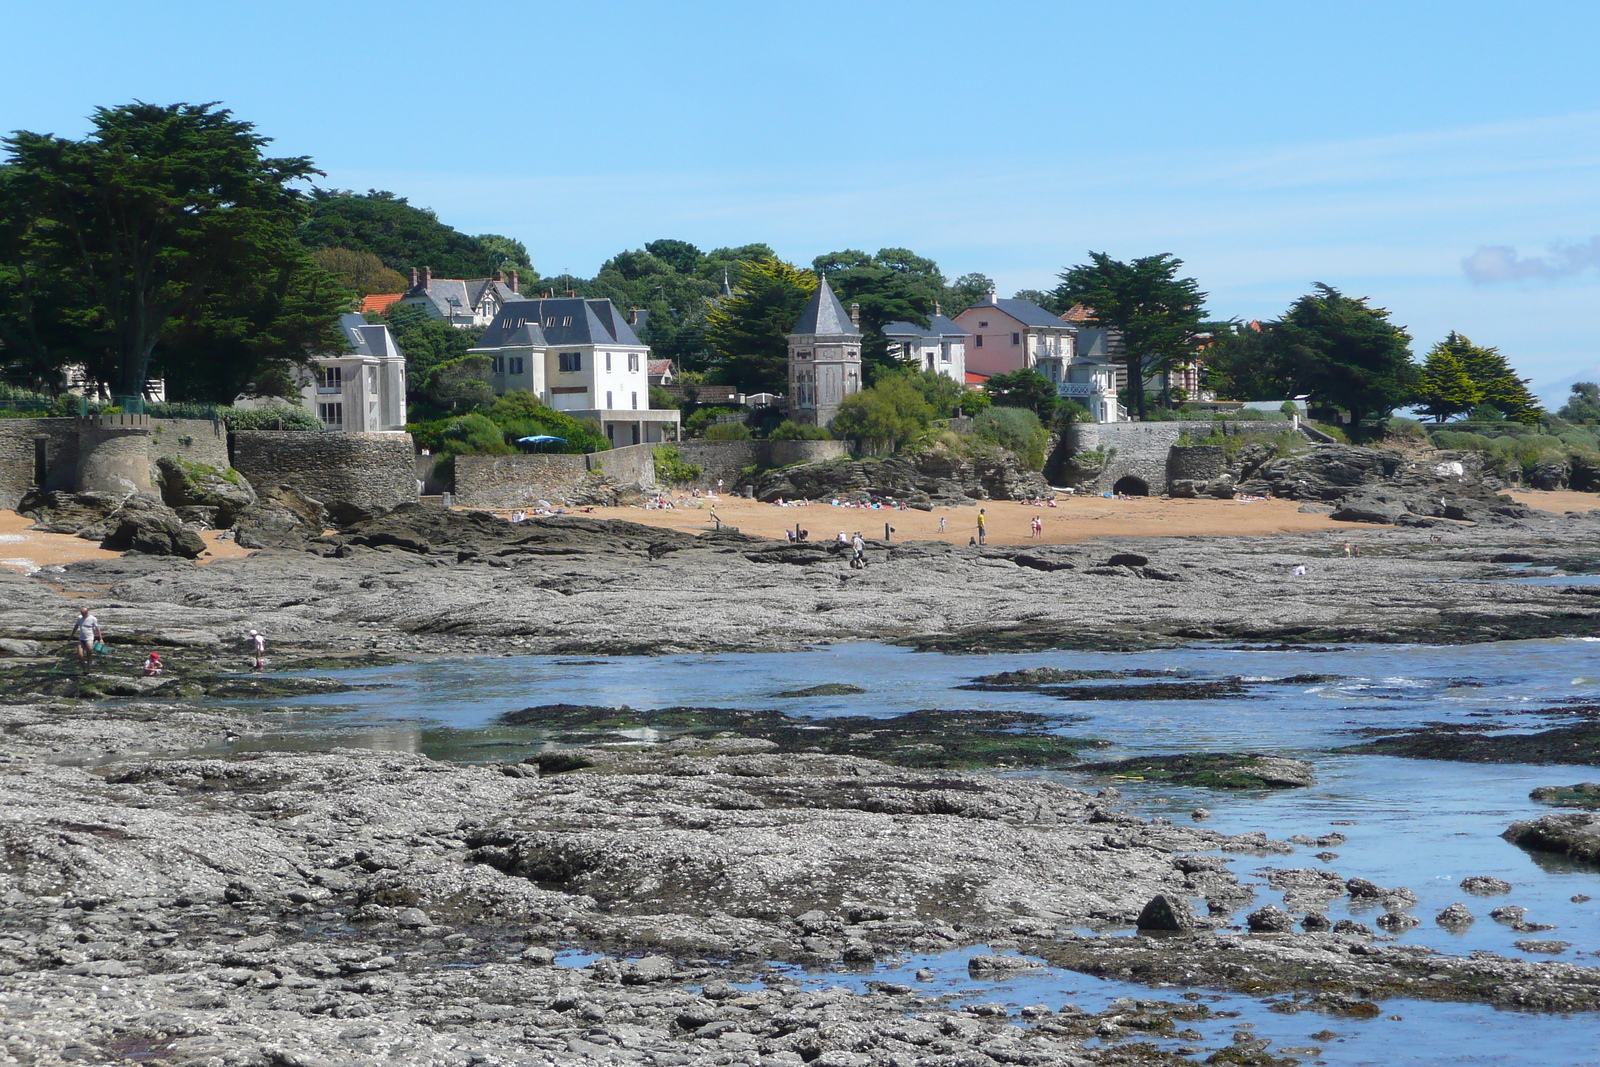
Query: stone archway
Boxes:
[{"xmin": 1112, "ymin": 475, "xmax": 1150, "ymax": 497}]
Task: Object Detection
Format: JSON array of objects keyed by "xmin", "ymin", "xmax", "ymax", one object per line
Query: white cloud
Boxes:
[{"xmin": 1462, "ymin": 237, "xmax": 1600, "ymax": 283}]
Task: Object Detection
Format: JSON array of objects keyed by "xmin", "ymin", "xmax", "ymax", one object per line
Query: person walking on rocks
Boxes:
[
  {"xmin": 248, "ymin": 629, "xmax": 265, "ymax": 672},
  {"xmin": 976, "ymin": 508, "xmax": 987, "ymax": 546},
  {"xmin": 142, "ymin": 651, "xmax": 163, "ymax": 677},
  {"xmin": 73, "ymin": 606, "xmax": 101, "ymax": 672},
  {"xmin": 851, "ymin": 531, "xmax": 866, "ymax": 569}
]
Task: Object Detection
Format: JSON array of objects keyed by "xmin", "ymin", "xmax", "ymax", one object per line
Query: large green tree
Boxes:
[
  {"xmin": 1559, "ymin": 382, "xmax": 1600, "ymax": 424},
  {"xmin": 158, "ymin": 234, "xmax": 349, "ymax": 402},
  {"xmin": 1272, "ymin": 284, "xmax": 1417, "ymax": 428},
  {"xmin": 3, "ymin": 101, "xmax": 334, "ymax": 398},
  {"xmin": 1053, "ymin": 252, "xmax": 1209, "ymax": 420},
  {"xmin": 0, "ymin": 166, "xmax": 102, "ymax": 391},
  {"xmin": 1198, "ymin": 321, "xmax": 1292, "ymax": 401},
  {"xmin": 382, "ymin": 302, "xmax": 483, "ymax": 398},
  {"xmin": 1414, "ymin": 336, "xmax": 1484, "ymax": 422},
  {"xmin": 704, "ymin": 257, "xmax": 815, "ymax": 393},
  {"xmin": 812, "ymin": 248, "xmax": 946, "ymax": 382},
  {"xmin": 300, "ymin": 190, "xmax": 504, "ymax": 279},
  {"xmin": 1431, "ymin": 331, "xmax": 1541, "ymax": 424}
]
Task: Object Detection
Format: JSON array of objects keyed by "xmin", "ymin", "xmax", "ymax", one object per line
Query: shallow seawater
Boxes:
[
  {"xmin": 772, "ymin": 943, "xmax": 1600, "ymax": 1067},
  {"xmin": 226, "ymin": 638, "xmax": 1600, "ymax": 1057}
]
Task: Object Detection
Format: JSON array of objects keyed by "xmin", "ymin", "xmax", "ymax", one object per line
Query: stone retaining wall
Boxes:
[
  {"xmin": 451, "ymin": 439, "xmax": 851, "ymax": 506},
  {"xmin": 233, "ymin": 431, "xmax": 417, "ymax": 522},
  {"xmin": 453, "ymin": 454, "xmax": 589, "ymax": 508}
]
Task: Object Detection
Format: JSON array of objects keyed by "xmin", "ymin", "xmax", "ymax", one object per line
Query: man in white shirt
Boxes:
[{"xmin": 74, "ymin": 606, "xmax": 101, "ymax": 671}]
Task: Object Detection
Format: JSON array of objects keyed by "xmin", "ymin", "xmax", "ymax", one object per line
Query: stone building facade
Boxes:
[{"xmin": 787, "ymin": 277, "xmax": 862, "ymax": 429}]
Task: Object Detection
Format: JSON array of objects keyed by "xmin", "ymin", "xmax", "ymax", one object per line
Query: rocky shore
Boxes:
[{"xmin": 4, "ymin": 504, "xmax": 1600, "ymax": 1064}]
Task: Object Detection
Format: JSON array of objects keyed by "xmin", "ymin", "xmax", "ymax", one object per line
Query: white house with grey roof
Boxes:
[
  {"xmin": 882, "ymin": 309, "xmax": 968, "ymax": 384},
  {"xmin": 953, "ymin": 293, "xmax": 1077, "ymax": 379},
  {"xmin": 235, "ymin": 313, "xmax": 408, "ymax": 431},
  {"xmin": 787, "ymin": 277, "xmax": 863, "ymax": 428},
  {"xmin": 401, "ymin": 267, "xmax": 527, "ymax": 328},
  {"xmin": 470, "ymin": 297, "xmax": 680, "ymax": 445}
]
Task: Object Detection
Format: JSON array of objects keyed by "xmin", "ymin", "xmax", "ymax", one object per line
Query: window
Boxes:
[
  {"xmin": 978, "ymin": 320, "xmax": 988, "ymax": 328},
  {"xmin": 559, "ymin": 352, "xmax": 582, "ymax": 372},
  {"xmin": 974, "ymin": 335, "xmax": 984, "ymax": 348},
  {"xmin": 318, "ymin": 366, "xmax": 342, "ymax": 392},
  {"xmin": 606, "ymin": 390, "xmax": 614, "ymax": 408},
  {"xmin": 491, "ymin": 357, "xmax": 504, "ymax": 374},
  {"xmin": 941, "ymin": 345, "xmax": 951, "ymax": 362},
  {"xmin": 605, "ymin": 352, "xmax": 612, "ymax": 371},
  {"xmin": 631, "ymin": 424, "xmax": 640, "ymax": 445},
  {"xmin": 544, "ymin": 317, "xmax": 556, "ymax": 327},
  {"xmin": 509, "ymin": 356, "xmax": 524, "ymax": 375},
  {"xmin": 318, "ymin": 402, "xmax": 343, "ymax": 428},
  {"xmin": 606, "ymin": 424, "xmax": 614, "ymax": 441},
  {"xmin": 1012, "ymin": 332, "xmax": 1020, "ymax": 346},
  {"xmin": 796, "ymin": 349, "xmax": 811, "ymax": 360},
  {"xmin": 631, "ymin": 391, "xmax": 638, "ymax": 410},
  {"xmin": 628, "ymin": 352, "xmax": 639, "ymax": 372},
  {"xmin": 562, "ymin": 316, "xmax": 572, "ymax": 327}
]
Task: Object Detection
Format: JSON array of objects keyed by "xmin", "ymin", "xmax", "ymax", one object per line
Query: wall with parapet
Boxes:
[{"xmin": 233, "ymin": 431, "xmax": 417, "ymax": 522}]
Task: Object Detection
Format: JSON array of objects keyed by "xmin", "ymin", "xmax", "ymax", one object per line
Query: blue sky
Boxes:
[{"xmin": 4, "ymin": 0, "xmax": 1599, "ymax": 395}]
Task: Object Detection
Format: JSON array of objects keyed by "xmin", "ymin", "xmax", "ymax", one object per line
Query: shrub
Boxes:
[
  {"xmin": 770, "ymin": 420, "xmax": 832, "ymax": 440},
  {"xmin": 1386, "ymin": 416, "xmax": 1426, "ymax": 439},
  {"xmin": 704, "ymin": 422, "xmax": 752, "ymax": 440},
  {"xmin": 685, "ymin": 405, "xmax": 743, "ymax": 437},
  {"xmin": 649, "ymin": 385, "xmax": 680, "ymax": 410},
  {"xmin": 225, "ymin": 406, "xmax": 325, "ymax": 431},
  {"xmin": 443, "ymin": 413, "xmax": 514, "ymax": 455},
  {"xmin": 974, "ymin": 406, "xmax": 1048, "ymax": 470},
  {"xmin": 829, "ymin": 376, "xmax": 934, "ymax": 449},
  {"xmin": 653, "ymin": 445, "xmax": 702, "ymax": 485}
]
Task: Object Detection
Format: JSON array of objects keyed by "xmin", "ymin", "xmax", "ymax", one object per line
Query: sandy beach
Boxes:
[{"xmin": 0, "ymin": 510, "xmax": 254, "ymax": 574}]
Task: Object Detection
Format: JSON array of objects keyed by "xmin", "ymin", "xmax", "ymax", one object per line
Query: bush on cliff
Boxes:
[
  {"xmin": 973, "ymin": 406, "xmax": 1048, "ymax": 470},
  {"xmin": 829, "ymin": 376, "xmax": 934, "ymax": 450},
  {"xmin": 704, "ymin": 422, "xmax": 752, "ymax": 440}
]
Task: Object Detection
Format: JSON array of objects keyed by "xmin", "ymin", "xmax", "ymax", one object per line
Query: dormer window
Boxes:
[{"xmin": 563, "ymin": 316, "xmax": 572, "ymax": 327}]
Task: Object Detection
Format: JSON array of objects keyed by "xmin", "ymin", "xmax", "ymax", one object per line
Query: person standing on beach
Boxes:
[
  {"xmin": 938, "ymin": 516, "xmax": 946, "ymax": 534},
  {"xmin": 73, "ymin": 606, "xmax": 101, "ymax": 672},
  {"xmin": 248, "ymin": 629, "xmax": 265, "ymax": 672},
  {"xmin": 976, "ymin": 508, "xmax": 987, "ymax": 545}
]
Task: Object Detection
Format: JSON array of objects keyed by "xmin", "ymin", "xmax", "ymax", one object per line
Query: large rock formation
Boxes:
[{"xmin": 154, "ymin": 456, "xmax": 257, "ymax": 527}]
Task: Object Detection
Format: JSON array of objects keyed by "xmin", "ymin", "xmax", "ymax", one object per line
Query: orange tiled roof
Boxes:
[
  {"xmin": 965, "ymin": 371, "xmax": 989, "ymax": 386},
  {"xmin": 1060, "ymin": 303, "xmax": 1096, "ymax": 322},
  {"xmin": 359, "ymin": 293, "xmax": 404, "ymax": 315}
]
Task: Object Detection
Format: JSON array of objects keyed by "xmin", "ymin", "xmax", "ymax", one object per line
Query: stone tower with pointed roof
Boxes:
[{"xmin": 787, "ymin": 276, "xmax": 862, "ymax": 427}]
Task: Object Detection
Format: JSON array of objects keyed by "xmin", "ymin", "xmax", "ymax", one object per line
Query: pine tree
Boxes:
[
  {"xmin": 1415, "ymin": 341, "xmax": 1482, "ymax": 422},
  {"xmin": 704, "ymin": 258, "xmax": 815, "ymax": 394},
  {"xmin": 1434, "ymin": 332, "xmax": 1542, "ymax": 424}
]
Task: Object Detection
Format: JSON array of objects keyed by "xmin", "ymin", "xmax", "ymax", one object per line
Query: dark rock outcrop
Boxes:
[
  {"xmin": 98, "ymin": 495, "xmax": 206, "ymax": 558},
  {"xmin": 154, "ymin": 456, "xmax": 256, "ymax": 526},
  {"xmin": 1502, "ymin": 812, "xmax": 1600, "ymax": 866},
  {"xmin": 233, "ymin": 486, "xmax": 328, "ymax": 550}
]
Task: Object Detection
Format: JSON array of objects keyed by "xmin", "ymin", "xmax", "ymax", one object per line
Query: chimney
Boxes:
[
  {"xmin": 987, "ymin": 288, "xmax": 999, "ymax": 305},
  {"xmin": 849, "ymin": 301, "xmax": 860, "ymax": 328},
  {"xmin": 421, "ymin": 266, "xmax": 432, "ymax": 290},
  {"xmin": 566, "ymin": 288, "xmax": 576, "ymax": 298},
  {"xmin": 934, "ymin": 300, "xmax": 942, "ymax": 316},
  {"xmin": 508, "ymin": 270, "xmax": 519, "ymax": 293},
  {"xmin": 408, "ymin": 267, "xmax": 419, "ymax": 290},
  {"xmin": 493, "ymin": 270, "xmax": 503, "ymax": 283}
]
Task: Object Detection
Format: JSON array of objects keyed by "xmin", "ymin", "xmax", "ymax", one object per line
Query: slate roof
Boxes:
[
  {"xmin": 477, "ymin": 298, "xmax": 646, "ymax": 348},
  {"xmin": 405, "ymin": 278, "xmax": 525, "ymax": 319},
  {"xmin": 882, "ymin": 313, "xmax": 970, "ymax": 339},
  {"xmin": 987, "ymin": 298, "xmax": 1072, "ymax": 329},
  {"xmin": 791, "ymin": 276, "xmax": 860, "ymax": 337},
  {"xmin": 335, "ymin": 313, "xmax": 402, "ymax": 360}
]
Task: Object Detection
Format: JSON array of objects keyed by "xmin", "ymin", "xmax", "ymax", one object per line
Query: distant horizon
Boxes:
[{"xmin": 5, "ymin": 0, "xmax": 1599, "ymax": 392}]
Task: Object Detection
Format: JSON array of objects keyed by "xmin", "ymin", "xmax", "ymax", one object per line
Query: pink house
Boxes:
[{"xmin": 952, "ymin": 293, "xmax": 1076, "ymax": 377}]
